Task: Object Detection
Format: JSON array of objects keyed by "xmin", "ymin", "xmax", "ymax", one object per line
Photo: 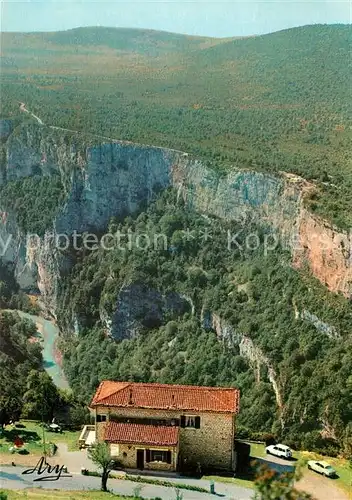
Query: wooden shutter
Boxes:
[
  {"xmin": 166, "ymin": 451, "xmax": 172, "ymax": 464},
  {"xmin": 180, "ymin": 415, "xmax": 185, "ymax": 428},
  {"xmin": 145, "ymin": 449, "xmax": 150, "ymax": 462},
  {"xmin": 195, "ymin": 416, "xmax": 201, "ymax": 429}
]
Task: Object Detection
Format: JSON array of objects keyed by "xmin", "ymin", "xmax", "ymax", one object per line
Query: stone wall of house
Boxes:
[
  {"xmin": 110, "ymin": 443, "xmax": 177, "ymax": 471},
  {"xmin": 179, "ymin": 412, "xmax": 234, "ymax": 470},
  {"xmin": 111, "ymin": 443, "xmax": 135, "ymax": 468},
  {"xmin": 94, "ymin": 408, "xmax": 109, "ymax": 442},
  {"xmin": 95, "ymin": 405, "xmax": 235, "ymax": 471},
  {"xmin": 96, "ymin": 421, "xmax": 107, "ymax": 441}
]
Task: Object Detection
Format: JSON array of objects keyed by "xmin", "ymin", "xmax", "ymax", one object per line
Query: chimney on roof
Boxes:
[{"xmin": 129, "ymin": 388, "xmax": 133, "ymax": 405}]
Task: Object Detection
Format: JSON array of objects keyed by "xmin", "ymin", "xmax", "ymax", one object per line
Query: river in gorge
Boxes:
[{"xmin": 17, "ymin": 311, "xmax": 69, "ymax": 389}]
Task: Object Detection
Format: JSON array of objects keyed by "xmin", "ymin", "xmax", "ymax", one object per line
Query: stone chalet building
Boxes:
[{"xmin": 89, "ymin": 380, "xmax": 240, "ymax": 472}]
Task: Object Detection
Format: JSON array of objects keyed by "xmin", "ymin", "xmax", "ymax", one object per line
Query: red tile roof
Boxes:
[
  {"xmin": 91, "ymin": 381, "xmax": 239, "ymax": 414},
  {"xmin": 104, "ymin": 422, "xmax": 179, "ymax": 446}
]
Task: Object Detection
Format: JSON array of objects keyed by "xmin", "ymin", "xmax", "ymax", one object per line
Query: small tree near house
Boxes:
[{"xmin": 88, "ymin": 442, "xmax": 113, "ymax": 492}]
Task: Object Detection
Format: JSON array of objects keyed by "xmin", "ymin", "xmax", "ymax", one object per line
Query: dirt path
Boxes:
[
  {"xmin": 19, "ymin": 102, "xmax": 44, "ymax": 125},
  {"xmin": 18, "ymin": 102, "xmax": 186, "ymax": 153},
  {"xmin": 296, "ymin": 471, "xmax": 351, "ymax": 500},
  {"xmin": 55, "ymin": 443, "xmax": 95, "ymax": 473}
]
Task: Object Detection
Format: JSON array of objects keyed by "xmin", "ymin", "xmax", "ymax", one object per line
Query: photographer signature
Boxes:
[{"xmin": 22, "ymin": 456, "xmax": 72, "ymax": 481}]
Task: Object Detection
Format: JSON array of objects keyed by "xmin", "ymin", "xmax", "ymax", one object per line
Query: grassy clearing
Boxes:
[
  {"xmin": 1, "ymin": 491, "xmax": 142, "ymax": 500},
  {"xmin": 248, "ymin": 442, "xmax": 266, "ymax": 459},
  {"xmin": 0, "ymin": 420, "xmax": 80, "ymax": 457},
  {"xmin": 84, "ymin": 471, "xmax": 209, "ymax": 494}
]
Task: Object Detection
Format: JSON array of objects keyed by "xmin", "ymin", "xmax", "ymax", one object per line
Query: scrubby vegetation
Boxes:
[
  {"xmin": 60, "ymin": 190, "xmax": 352, "ymax": 455},
  {"xmin": 0, "ymin": 174, "xmax": 65, "ymax": 235},
  {"xmin": 1, "ymin": 24, "xmax": 351, "ymax": 227},
  {"xmin": 0, "ymin": 311, "xmax": 43, "ymax": 427},
  {"xmin": 0, "ymin": 262, "xmax": 39, "ymax": 311}
]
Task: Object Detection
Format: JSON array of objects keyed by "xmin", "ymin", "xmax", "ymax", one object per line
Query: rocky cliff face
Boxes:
[
  {"xmin": 172, "ymin": 160, "xmax": 301, "ymax": 243},
  {"xmin": 202, "ymin": 310, "xmax": 285, "ymax": 427},
  {"xmin": 293, "ymin": 208, "xmax": 351, "ymax": 297},
  {"xmin": 103, "ymin": 283, "xmax": 191, "ymax": 340},
  {"xmin": 0, "ymin": 122, "xmax": 178, "ymax": 316},
  {"xmin": 0, "ymin": 120, "xmax": 350, "ymax": 321}
]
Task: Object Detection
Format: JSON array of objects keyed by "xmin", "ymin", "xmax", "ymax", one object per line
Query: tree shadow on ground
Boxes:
[
  {"xmin": 252, "ymin": 457, "xmax": 295, "ymax": 474},
  {"xmin": 2, "ymin": 427, "xmax": 41, "ymax": 444}
]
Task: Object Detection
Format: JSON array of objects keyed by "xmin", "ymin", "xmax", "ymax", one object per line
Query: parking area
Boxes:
[
  {"xmin": 54, "ymin": 443, "xmax": 97, "ymax": 473},
  {"xmin": 253, "ymin": 453, "xmax": 351, "ymax": 500}
]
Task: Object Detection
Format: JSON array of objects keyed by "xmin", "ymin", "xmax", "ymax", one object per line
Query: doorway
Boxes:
[{"xmin": 137, "ymin": 449, "xmax": 144, "ymax": 470}]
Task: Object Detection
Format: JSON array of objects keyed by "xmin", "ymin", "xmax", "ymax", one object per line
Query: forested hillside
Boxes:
[
  {"xmin": 60, "ymin": 190, "xmax": 352, "ymax": 456},
  {"xmin": 0, "ymin": 262, "xmax": 39, "ymax": 312},
  {"xmin": 1, "ymin": 24, "xmax": 351, "ymax": 227},
  {"xmin": 0, "ymin": 23, "xmax": 351, "ymax": 457},
  {"xmin": 0, "ymin": 311, "xmax": 42, "ymax": 426}
]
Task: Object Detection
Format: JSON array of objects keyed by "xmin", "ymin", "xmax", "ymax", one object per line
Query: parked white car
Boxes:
[
  {"xmin": 265, "ymin": 444, "xmax": 292, "ymax": 459},
  {"xmin": 307, "ymin": 460, "xmax": 336, "ymax": 477}
]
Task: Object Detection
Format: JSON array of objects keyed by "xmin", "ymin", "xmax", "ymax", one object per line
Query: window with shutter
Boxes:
[
  {"xmin": 150, "ymin": 450, "xmax": 170, "ymax": 463},
  {"xmin": 96, "ymin": 414, "xmax": 107, "ymax": 423},
  {"xmin": 182, "ymin": 415, "xmax": 200, "ymax": 428},
  {"xmin": 180, "ymin": 415, "xmax": 186, "ymax": 428},
  {"xmin": 110, "ymin": 444, "xmax": 120, "ymax": 457},
  {"xmin": 145, "ymin": 449, "xmax": 151, "ymax": 462}
]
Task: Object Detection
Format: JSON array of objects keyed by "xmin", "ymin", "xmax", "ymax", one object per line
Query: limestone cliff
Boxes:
[
  {"xmin": 0, "ymin": 120, "xmax": 351, "ymax": 322},
  {"xmin": 293, "ymin": 209, "xmax": 351, "ymax": 297},
  {"xmin": 0, "ymin": 122, "xmax": 177, "ymax": 316},
  {"xmin": 102, "ymin": 283, "xmax": 191, "ymax": 340},
  {"xmin": 202, "ymin": 311, "xmax": 284, "ymax": 417}
]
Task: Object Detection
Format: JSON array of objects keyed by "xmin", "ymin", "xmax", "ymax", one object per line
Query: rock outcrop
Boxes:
[
  {"xmin": 293, "ymin": 209, "xmax": 352, "ymax": 297},
  {"xmin": 299, "ymin": 310, "xmax": 339, "ymax": 339},
  {"xmin": 202, "ymin": 310, "xmax": 284, "ymax": 427},
  {"xmin": 105, "ymin": 283, "xmax": 191, "ymax": 340}
]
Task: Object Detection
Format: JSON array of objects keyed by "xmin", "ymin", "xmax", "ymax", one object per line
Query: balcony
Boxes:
[{"xmin": 79, "ymin": 425, "xmax": 96, "ymax": 449}]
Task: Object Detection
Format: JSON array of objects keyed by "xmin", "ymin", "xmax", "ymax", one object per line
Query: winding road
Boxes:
[
  {"xmin": 18, "ymin": 102, "xmax": 187, "ymax": 153},
  {"xmin": 19, "ymin": 102, "xmax": 44, "ymax": 125},
  {"xmin": 0, "ymin": 466, "xmax": 253, "ymax": 500}
]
